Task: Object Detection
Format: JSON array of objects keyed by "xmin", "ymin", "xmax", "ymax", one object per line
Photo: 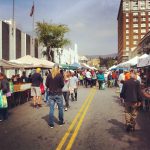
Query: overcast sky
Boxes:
[{"xmin": 0, "ymin": 0, "xmax": 120, "ymax": 55}]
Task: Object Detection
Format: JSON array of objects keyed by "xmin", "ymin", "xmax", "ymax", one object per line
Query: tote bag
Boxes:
[{"xmin": 0, "ymin": 91, "xmax": 8, "ymax": 108}]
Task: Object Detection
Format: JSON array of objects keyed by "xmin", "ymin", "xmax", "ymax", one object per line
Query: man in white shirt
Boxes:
[
  {"xmin": 69, "ymin": 71, "xmax": 78, "ymax": 101},
  {"xmin": 85, "ymin": 69, "xmax": 92, "ymax": 88}
]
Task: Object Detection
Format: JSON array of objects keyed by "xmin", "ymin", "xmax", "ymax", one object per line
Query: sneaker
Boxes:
[
  {"xmin": 65, "ymin": 107, "xmax": 68, "ymax": 111},
  {"xmin": 59, "ymin": 122, "xmax": 65, "ymax": 126},
  {"xmin": 49, "ymin": 124, "xmax": 54, "ymax": 128},
  {"xmin": 126, "ymin": 124, "xmax": 132, "ymax": 132}
]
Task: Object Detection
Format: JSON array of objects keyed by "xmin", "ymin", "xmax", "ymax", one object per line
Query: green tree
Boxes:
[{"xmin": 36, "ymin": 22, "xmax": 71, "ymax": 61}]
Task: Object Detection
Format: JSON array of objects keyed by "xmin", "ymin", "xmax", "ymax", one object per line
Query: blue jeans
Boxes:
[{"xmin": 48, "ymin": 94, "xmax": 64, "ymax": 125}]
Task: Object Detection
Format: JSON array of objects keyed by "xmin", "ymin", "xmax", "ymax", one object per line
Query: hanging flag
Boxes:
[{"xmin": 30, "ymin": 3, "xmax": 34, "ymax": 17}]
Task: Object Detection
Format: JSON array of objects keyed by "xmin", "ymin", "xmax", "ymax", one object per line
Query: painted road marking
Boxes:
[
  {"xmin": 65, "ymin": 89, "xmax": 97, "ymax": 150},
  {"xmin": 56, "ymin": 88, "xmax": 95, "ymax": 150}
]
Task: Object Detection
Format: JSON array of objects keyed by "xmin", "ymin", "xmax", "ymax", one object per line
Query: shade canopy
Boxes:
[
  {"xmin": 137, "ymin": 54, "xmax": 150, "ymax": 67},
  {"xmin": 0, "ymin": 59, "xmax": 23, "ymax": 69},
  {"xmin": 10, "ymin": 55, "xmax": 54, "ymax": 68}
]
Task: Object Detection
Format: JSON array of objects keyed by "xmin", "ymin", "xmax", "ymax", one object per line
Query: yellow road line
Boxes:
[
  {"xmin": 65, "ymin": 89, "xmax": 97, "ymax": 150},
  {"xmin": 56, "ymin": 88, "xmax": 94, "ymax": 150}
]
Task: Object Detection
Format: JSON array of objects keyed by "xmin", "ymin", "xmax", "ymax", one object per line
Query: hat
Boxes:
[{"xmin": 36, "ymin": 68, "xmax": 41, "ymax": 73}]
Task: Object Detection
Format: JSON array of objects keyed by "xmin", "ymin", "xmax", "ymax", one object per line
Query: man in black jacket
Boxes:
[{"xmin": 121, "ymin": 71, "xmax": 142, "ymax": 132}]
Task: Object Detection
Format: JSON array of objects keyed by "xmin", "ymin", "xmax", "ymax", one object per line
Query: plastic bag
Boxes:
[
  {"xmin": 0, "ymin": 91, "xmax": 8, "ymax": 108},
  {"xmin": 40, "ymin": 83, "xmax": 45, "ymax": 94}
]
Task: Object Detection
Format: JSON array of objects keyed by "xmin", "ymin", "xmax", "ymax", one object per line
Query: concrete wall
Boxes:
[
  {"xmin": 21, "ymin": 32, "xmax": 26, "ymax": 56},
  {"xmin": 9, "ymin": 23, "xmax": 16, "ymax": 60}
]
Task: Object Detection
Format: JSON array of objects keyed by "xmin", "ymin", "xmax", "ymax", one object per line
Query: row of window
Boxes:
[
  {"xmin": 124, "ymin": 1, "xmax": 150, "ymax": 11},
  {"xmin": 126, "ymin": 35, "xmax": 143, "ymax": 40},
  {"xmin": 126, "ymin": 17, "xmax": 150, "ymax": 22},
  {"xmin": 126, "ymin": 23, "xmax": 150, "ymax": 28},
  {"xmin": 126, "ymin": 29, "xmax": 147, "ymax": 33},
  {"xmin": 126, "ymin": 12, "xmax": 150, "ymax": 17}
]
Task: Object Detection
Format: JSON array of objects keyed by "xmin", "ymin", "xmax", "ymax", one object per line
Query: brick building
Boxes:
[{"xmin": 117, "ymin": 0, "xmax": 150, "ymax": 63}]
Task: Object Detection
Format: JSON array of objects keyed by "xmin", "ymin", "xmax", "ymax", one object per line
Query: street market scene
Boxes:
[{"xmin": 0, "ymin": 0, "xmax": 150, "ymax": 150}]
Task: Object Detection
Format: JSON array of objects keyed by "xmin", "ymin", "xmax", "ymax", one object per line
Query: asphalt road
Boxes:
[{"xmin": 1, "ymin": 87, "xmax": 150, "ymax": 150}]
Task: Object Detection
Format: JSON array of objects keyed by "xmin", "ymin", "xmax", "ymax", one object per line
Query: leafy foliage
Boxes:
[{"xmin": 36, "ymin": 22, "xmax": 71, "ymax": 61}]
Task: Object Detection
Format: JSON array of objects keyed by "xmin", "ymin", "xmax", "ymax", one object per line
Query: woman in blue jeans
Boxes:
[{"xmin": 46, "ymin": 64, "xmax": 64, "ymax": 128}]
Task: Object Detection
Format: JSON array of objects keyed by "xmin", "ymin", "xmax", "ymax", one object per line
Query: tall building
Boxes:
[
  {"xmin": 117, "ymin": 0, "xmax": 150, "ymax": 63},
  {"xmin": 0, "ymin": 20, "xmax": 38, "ymax": 60}
]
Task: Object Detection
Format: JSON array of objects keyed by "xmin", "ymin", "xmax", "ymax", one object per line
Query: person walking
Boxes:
[
  {"xmin": 62, "ymin": 71, "xmax": 70, "ymax": 111},
  {"xmin": 85, "ymin": 69, "xmax": 92, "ymax": 88},
  {"xmin": 97, "ymin": 70, "xmax": 105, "ymax": 90},
  {"xmin": 121, "ymin": 71, "xmax": 142, "ymax": 132},
  {"xmin": 31, "ymin": 68, "xmax": 43, "ymax": 108},
  {"xmin": 46, "ymin": 64, "xmax": 64, "ymax": 128},
  {"xmin": 0, "ymin": 73, "xmax": 9, "ymax": 121},
  {"xmin": 69, "ymin": 71, "xmax": 78, "ymax": 101}
]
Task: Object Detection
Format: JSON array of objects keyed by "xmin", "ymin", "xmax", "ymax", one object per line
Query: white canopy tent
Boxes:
[
  {"xmin": 117, "ymin": 56, "xmax": 139, "ymax": 67},
  {"xmin": 108, "ymin": 65, "xmax": 117, "ymax": 70},
  {"xmin": 137, "ymin": 54, "xmax": 150, "ymax": 67},
  {"xmin": 10, "ymin": 55, "xmax": 54, "ymax": 68}
]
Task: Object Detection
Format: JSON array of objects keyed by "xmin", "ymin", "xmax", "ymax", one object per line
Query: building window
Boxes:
[
  {"xmin": 149, "ymin": 23, "xmax": 150, "ymax": 27},
  {"xmin": 126, "ymin": 30, "xmax": 129, "ymax": 34},
  {"xmin": 141, "ymin": 24, "xmax": 146, "ymax": 27},
  {"xmin": 126, "ymin": 47, "xmax": 129, "ymax": 51},
  {"xmin": 126, "ymin": 24, "xmax": 129, "ymax": 28},
  {"xmin": 133, "ymin": 35, "xmax": 138, "ymax": 39},
  {"xmin": 126, "ymin": 19, "xmax": 129, "ymax": 22},
  {"xmin": 141, "ymin": 35, "xmax": 145, "ymax": 38},
  {"xmin": 132, "ymin": 1, "xmax": 138, "ymax": 10},
  {"xmin": 133, "ymin": 24, "xmax": 138, "ymax": 28},
  {"xmin": 126, "ymin": 13, "xmax": 129, "ymax": 17},
  {"xmin": 141, "ymin": 17, "xmax": 146, "ymax": 21},
  {"xmin": 141, "ymin": 29, "xmax": 146, "ymax": 33},
  {"xmin": 141, "ymin": 12, "xmax": 146, "ymax": 16},
  {"xmin": 133, "ymin": 41, "xmax": 138, "ymax": 45},
  {"xmin": 133, "ymin": 29, "xmax": 138, "ymax": 33},
  {"xmin": 148, "ymin": 18, "xmax": 150, "ymax": 21},
  {"xmin": 126, "ymin": 53, "xmax": 129, "ymax": 56},
  {"xmin": 126, "ymin": 41, "xmax": 129, "ymax": 45},
  {"xmin": 148, "ymin": 1, "xmax": 150, "ymax": 9},
  {"xmin": 133, "ymin": 12, "xmax": 138, "ymax": 16},
  {"xmin": 140, "ymin": 1, "xmax": 146, "ymax": 10},
  {"xmin": 126, "ymin": 36, "xmax": 129, "ymax": 39},
  {"xmin": 133, "ymin": 18, "xmax": 138, "ymax": 22}
]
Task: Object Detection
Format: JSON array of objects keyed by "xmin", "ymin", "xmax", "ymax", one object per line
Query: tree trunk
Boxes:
[{"xmin": 46, "ymin": 46, "xmax": 52, "ymax": 61}]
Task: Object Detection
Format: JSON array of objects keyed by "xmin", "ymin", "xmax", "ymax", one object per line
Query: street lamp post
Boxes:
[{"xmin": 57, "ymin": 49, "xmax": 63, "ymax": 64}]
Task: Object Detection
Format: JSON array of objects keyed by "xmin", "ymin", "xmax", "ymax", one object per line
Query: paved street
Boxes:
[{"xmin": 1, "ymin": 87, "xmax": 150, "ymax": 150}]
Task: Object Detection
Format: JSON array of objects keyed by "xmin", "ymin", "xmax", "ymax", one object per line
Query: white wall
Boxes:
[
  {"xmin": 21, "ymin": 32, "xmax": 26, "ymax": 57},
  {"xmin": 30, "ymin": 37, "xmax": 35, "ymax": 57},
  {"xmin": 9, "ymin": 24, "xmax": 16, "ymax": 60}
]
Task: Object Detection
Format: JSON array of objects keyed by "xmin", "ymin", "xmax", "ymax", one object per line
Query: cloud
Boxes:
[{"xmin": 0, "ymin": 0, "xmax": 120, "ymax": 55}]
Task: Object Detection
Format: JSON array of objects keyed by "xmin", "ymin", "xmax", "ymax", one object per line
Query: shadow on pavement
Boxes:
[
  {"xmin": 41, "ymin": 115, "xmax": 59, "ymax": 124},
  {"xmin": 107, "ymin": 119, "xmax": 125, "ymax": 140}
]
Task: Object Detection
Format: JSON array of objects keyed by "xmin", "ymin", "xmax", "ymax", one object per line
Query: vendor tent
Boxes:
[
  {"xmin": 81, "ymin": 63, "xmax": 93, "ymax": 70},
  {"xmin": 10, "ymin": 55, "xmax": 54, "ymax": 68},
  {"xmin": 0, "ymin": 59, "xmax": 23, "ymax": 69},
  {"xmin": 117, "ymin": 56, "xmax": 139, "ymax": 67},
  {"xmin": 137, "ymin": 54, "xmax": 150, "ymax": 67},
  {"xmin": 108, "ymin": 65, "xmax": 117, "ymax": 70}
]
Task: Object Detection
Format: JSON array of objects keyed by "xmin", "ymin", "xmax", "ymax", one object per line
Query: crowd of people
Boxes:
[{"xmin": 0, "ymin": 64, "xmax": 150, "ymax": 131}]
